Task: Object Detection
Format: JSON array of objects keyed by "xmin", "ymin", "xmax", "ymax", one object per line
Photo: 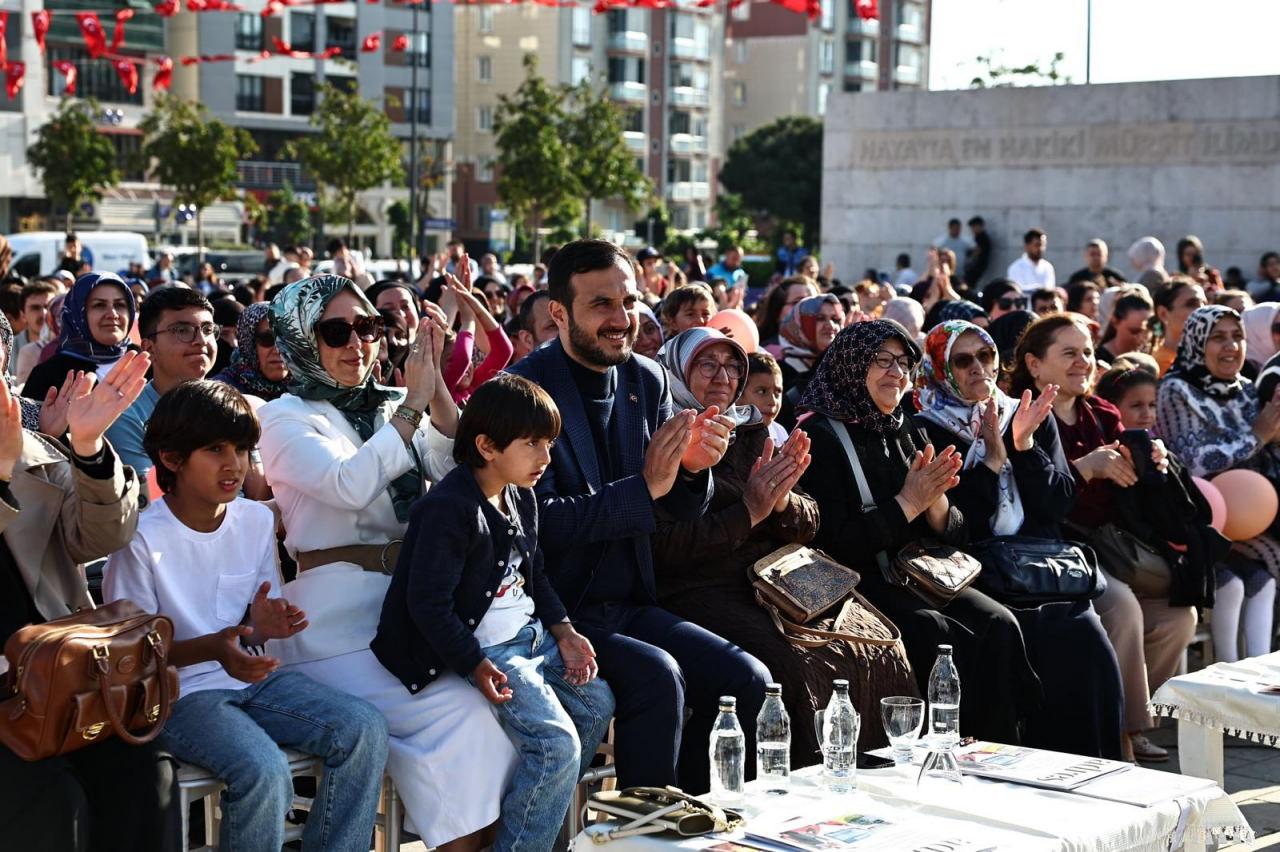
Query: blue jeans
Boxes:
[
  {"xmin": 471, "ymin": 623, "xmax": 615, "ymax": 852},
  {"xmin": 160, "ymin": 670, "xmax": 389, "ymax": 852}
]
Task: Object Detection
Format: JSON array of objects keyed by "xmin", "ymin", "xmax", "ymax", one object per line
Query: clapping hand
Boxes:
[
  {"xmin": 246, "ymin": 581, "xmax": 308, "ymax": 643},
  {"xmin": 0, "ymin": 380, "xmax": 24, "ymax": 481},
  {"xmin": 215, "ymin": 625, "xmax": 280, "ymax": 683},
  {"xmin": 744, "ymin": 429, "xmax": 812, "ymax": 525},
  {"xmin": 66, "ymin": 351, "xmax": 151, "ymax": 458},
  {"xmin": 897, "ymin": 444, "xmax": 962, "ymax": 520},
  {"xmin": 1011, "ymin": 385, "xmax": 1057, "ymax": 451},
  {"xmin": 680, "ymin": 406, "xmax": 733, "ymax": 473},
  {"xmin": 979, "ymin": 401, "xmax": 1007, "ymax": 473},
  {"xmin": 39, "ymin": 370, "xmax": 82, "ymax": 438}
]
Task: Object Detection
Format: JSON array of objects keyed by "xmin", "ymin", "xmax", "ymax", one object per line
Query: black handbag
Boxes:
[{"xmin": 969, "ymin": 535, "xmax": 1106, "ymax": 606}]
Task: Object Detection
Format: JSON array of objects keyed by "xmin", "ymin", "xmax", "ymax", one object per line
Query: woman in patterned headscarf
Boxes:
[
  {"xmin": 0, "ymin": 314, "xmax": 42, "ymax": 431},
  {"xmin": 257, "ymin": 274, "xmax": 517, "ymax": 850},
  {"xmin": 776, "ymin": 294, "xmax": 843, "ymax": 429},
  {"xmin": 798, "ymin": 320, "xmax": 1042, "ymax": 744},
  {"xmin": 211, "ymin": 302, "xmax": 290, "ymax": 403}
]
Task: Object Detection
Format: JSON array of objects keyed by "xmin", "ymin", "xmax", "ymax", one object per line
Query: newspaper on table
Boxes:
[
  {"xmin": 724, "ymin": 809, "xmax": 997, "ymax": 851},
  {"xmin": 949, "ymin": 742, "xmax": 1129, "ymax": 791}
]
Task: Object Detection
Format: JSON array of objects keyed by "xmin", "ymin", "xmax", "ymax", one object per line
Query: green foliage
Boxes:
[
  {"xmin": 139, "ymin": 95, "xmax": 256, "ymax": 256},
  {"xmin": 287, "ymin": 83, "xmax": 404, "ymax": 242},
  {"xmin": 562, "ymin": 77, "xmax": 653, "ymax": 235},
  {"xmin": 247, "ymin": 183, "xmax": 312, "ymax": 248},
  {"xmin": 969, "ymin": 51, "xmax": 1072, "ymax": 88},
  {"xmin": 719, "ymin": 116, "xmax": 822, "ymax": 246},
  {"xmin": 387, "ymin": 200, "xmax": 410, "ymax": 258},
  {"xmin": 695, "ymin": 192, "xmax": 766, "ymax": 253},
  {"xmin": 27, "ymin": 98, "xmax": 122, "ymax": 231}
]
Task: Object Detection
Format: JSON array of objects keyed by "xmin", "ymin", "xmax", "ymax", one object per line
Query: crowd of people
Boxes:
[{"xmin": 2, "ymin": 223, "xmax": 1280, "ymax": 851}]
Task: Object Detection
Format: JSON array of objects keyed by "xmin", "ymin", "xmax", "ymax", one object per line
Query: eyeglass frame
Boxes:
[
  {"xmin": 950, "ymin": 347, "xmax": 997, "ymax": 372},
  {"xmin": 315, "ymin": 315, "xmax": 385, "ymax": 348},
  {"xmin": 147, "ymin": 321, "xmax": 221, "ymax": 344},
  {"xmin": 869, "ymin": 349, "xmax": 917, "ymax": 375},
  {"xmin": 690, "ymin": 357, "xmax": 745, "ymax": 381}
]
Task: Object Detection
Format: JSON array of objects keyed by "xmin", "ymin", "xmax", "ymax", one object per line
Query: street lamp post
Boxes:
[{"xmin": 408, "ymin": 1, "xmax": 420, "ymax": 265}]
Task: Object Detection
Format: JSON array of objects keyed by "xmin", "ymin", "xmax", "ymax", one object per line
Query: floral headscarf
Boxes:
[
  {"xmin": 270, "ymin": 275, "xmax": 420, "ymax": 520},
  {"xmin": 916, "ymin": 320, "xmax": 1024, "ymax": 535},
  {"xmin": 798, "ymin": 319, "xmax": 920, "ymax": 433},
  {"xmin": 656, "ymin": 327, "xmax": 758, "ymax": 428},
  {"xmin": 1167, "ymin": 305, "xmax": 1246, "ymax": 401},
  {"xmin": 59, "ymin": 272, "xmax": 136, "ymax": 364},
  {"xmin": 779, "ymin": 294, "xmax": 841, "ymax": 368},
  {"xmin": 212, "ymin": 302, "xmax": 290, "ymax": 401},
  {"xmin": 0, "ymin": 314, "xmax": 41, "ymax": 431}
]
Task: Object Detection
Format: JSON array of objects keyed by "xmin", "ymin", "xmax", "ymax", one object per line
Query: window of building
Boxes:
[
  {"xmin": 819, "ymin": 38, "xmax": 834, "ymax": 75},
  {"xmin": 671, "ymin": 205, "xmax": 690, "ymax": 230},
  {"xmin": 45, "ymin": 48, "xmax": 142, "ymax": 105},
  {"xmin": 477, "ymin": 159, "xmax": 494, "ymax": 182},
  {"xmin": 290, "ymin": 12, "xmax": 315, "ymax": 52},
  {"xmin": 671, "ymin": 11, "xmax": 694, "ymax": 41},
  {"xmin": 731, "ymin": 124, "xmax": 746, "ymax": 142},
  {"xmin": 236, "ymin": 75, "xmax": 265, "ymax": 112},
  {"xmin": 819, "ymin": 0, "xmax": 834, "ymax": 30},
  {"xmin": 817, "ymin": 82, "xmax": 830, "ymax": 115},
  {"xmin": 478, "ymin": 6, "xmax": 494, "ymax": 33},
  {"xmin": 477, "ymin": 104, "xmax": 493, "ymax": 131},
  {"xmin": 896, "ymin": 0, "xmax": 924, "ymax": 37},
  {"xmin": 291, "ymin": 72, "xmax": 315, "ymax": 115},
  {"xmin": 669, "ymin": 60, "xmax": 707, "ymax": 90},
  {"xmin": 477, "ymin": 55, "xmax": 492, "ymax": 82},
  {"xmin": 692, "ymin": 161, "xmax": 708, "ymax": 183},
  {"xmin": 847, "ymin": 37, "xmax": 877, "ymax": 64},
  {"xmin": 327, "ymin": 17, "xmax": 356, "ymax": 59},
  {"xmin": 407, "ymin": 88, "xmax": 431, "ymax": 123},
  {"xmin": 732, "ymin": 0, "xmax": 750, "ymax": 20},
  {"xmin": 734, "ymin": 40, "xmax": 747, "ymax": 64},
  {"xmin": 571, "ymin": 7, "xmax": 591, "ymax": 46},
  {"xmin": 731, "ymin": 81, "xmax": 746, "ymax": 106},
  {"xmin": 407, "ymin": 32, "xmax": 431, "ymax": 67},
  {"xmin": 667, "ymin": 158, "xmax": 691, "ymax": 184},
  {"xmin": 476, "ymin": 204, "xmax": 491, "ymax": 230},
  {"xmin": 607, "ymin": 56, "xmax": 645, "ymax": 85},
  {"xmin": 571, "ymin": 56, "xmax": 591, "ymax": 85},
  {"xmin": 235, "ymin": 14, "xmax": 262, "ymax": 51},
  {"xmin": 693, "ymin": 207, "xmax": 706, "ymax": 230},
  {"xmin": 623, "ymin": 107, "xmax": 644, "ymax": 134},
  {"xmin": 330, "ymin": 76, "xmax": 357, "ymax": 96},
  {"xmin": 112, "ymin": 134, "xmax": 145, "ymax": 182},
  {"xmin": 895, "ymin": 42, "xmax": 921, "ymax": 69}
]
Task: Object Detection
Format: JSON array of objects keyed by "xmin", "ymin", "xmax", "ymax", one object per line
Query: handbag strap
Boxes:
[
  {"xmin": 95, "ymin": 628, "xmax": 172, "ymax": 747},
  {"xmin": 826, "ymin": 417, "xmax": 892, "ymax": 575},
  {"xmin": 754, "ymin": 588, "xmax": 902, "ymax": 648}
]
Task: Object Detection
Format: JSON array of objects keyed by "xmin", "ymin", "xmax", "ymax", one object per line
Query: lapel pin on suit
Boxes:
[{"xmin": 628, "ymin": 393, "xmax": 638, "ymax": 403}]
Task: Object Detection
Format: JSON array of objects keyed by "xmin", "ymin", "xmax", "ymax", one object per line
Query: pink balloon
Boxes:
[
  {"xmin": 709, "ymin": 309, "xmax": 759, "ymax": 354},
  {"xmin": 1212, "ymin": 469, "xmax": 1279, "ymax": 541},
  {"xmin": 1192, "ymin": 476, "xmax": 1227, "ymax": 533}
]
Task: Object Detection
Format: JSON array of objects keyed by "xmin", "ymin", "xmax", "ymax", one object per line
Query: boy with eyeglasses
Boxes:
[{"xmin": 106, "ymin": 286, "xmax": 218, "ymax": 503}]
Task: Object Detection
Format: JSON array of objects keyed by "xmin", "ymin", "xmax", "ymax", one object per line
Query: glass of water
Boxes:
[{"xmin": 880, "ymin": 697, "xmax": 925, "ymax": 766}]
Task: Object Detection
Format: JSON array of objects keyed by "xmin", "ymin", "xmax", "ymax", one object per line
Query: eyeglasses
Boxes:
[
  {"xmin": 151, "ymin": 321, "xmax": 219, "ymax": 343},
  {"xmin": 870, "ymin": 350, "xmax": 916, "ymax": 374},
  {"xmin": 316, "ymin": 316, "xmax": 384, "ymax": 348},
  {"xmin": 254, "ymin": 330, "xmax": 277, "ymax": 348},
  {"xmin": 998, "ymin": 296, "xmax": 1029, "ymax": 311},
  {"xmin": 951, "ymin": 347, "xmax": 997, "ymax": 371},
  {"xmin": 691, "ymin": 358, "xmax": 745, "ymax": 380}
]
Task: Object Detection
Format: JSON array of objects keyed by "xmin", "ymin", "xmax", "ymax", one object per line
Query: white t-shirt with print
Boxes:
[
  {"xmin": 103, "ymin": 497, "xmax": 281, "ymax": 695},
  {"xmin": 473, "ymin": 546, "xmax": 537, "ymax": 650}
]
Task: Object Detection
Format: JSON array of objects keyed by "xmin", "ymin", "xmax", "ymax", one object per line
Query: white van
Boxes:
[{"xmin": 6, "ymin": 231, "xmax": 151, "ymax": 280}]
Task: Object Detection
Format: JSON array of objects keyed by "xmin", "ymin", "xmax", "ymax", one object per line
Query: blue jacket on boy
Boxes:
[{"xmin": 372, "ymin": 465, "xmax": 569, "ymax": 694}]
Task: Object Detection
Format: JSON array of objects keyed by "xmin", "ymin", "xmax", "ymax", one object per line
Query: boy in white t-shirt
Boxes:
[{"xmin": 104, "ymin": 380, "xmax": 388, "ymax": 851}]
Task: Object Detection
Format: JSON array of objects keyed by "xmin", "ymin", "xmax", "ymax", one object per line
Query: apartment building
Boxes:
[
  {"xmin": 453, "ymin": 3, "xmax": 723, "ymax": 253},
  {"xmin": 722, "ymin": 0, "xmax": 930, "ymax": 149}
]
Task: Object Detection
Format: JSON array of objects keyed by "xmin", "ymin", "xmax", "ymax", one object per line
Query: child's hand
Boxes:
[
  {"xmin": 216, "ymin": 625, "xmax": 280, "ymax": 683},
  {"xmin": 473, "ymin": 658, "xmax": 512, "ymax": 705},
  {"xmin": 248, "ymin": 582, "xmax": 308, "ymax": 642},
  {"xmin": 553, "ymin": 626, "xmax": 599, "ymax": 686}
]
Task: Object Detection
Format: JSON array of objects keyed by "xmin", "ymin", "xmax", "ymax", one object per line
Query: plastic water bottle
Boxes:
[
  {"xmin": 709, "ymin": 696, "xmax": 745, "ymax": 802},
  {"xmin": 820, "ymin": 679, "xmax": 859, "ymax": 793},
  {"xmin": 755, "ymin": 683, "xmax": 791, "ymax": 794},
  {"xmin": 927, "ymin": 644, "xmax": 961, "ymax": 749}
]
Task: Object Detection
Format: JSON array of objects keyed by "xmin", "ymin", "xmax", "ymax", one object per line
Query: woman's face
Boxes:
[
  {"xmin": 1028, "ymin": 324, "xmax": 1094, "ymax": 399},
  {"xmin": 1079, "ymin": 289, "xmax": 1101, "ymax": 320},
  {"xmin": 776, "ymin": 282, "xmax": 818, "ymax": 325},
  {"xmin": 483, "ymin": 284, "xmax": 506, "ymax": 319},
  {"xmin": 374, "ymin": 287, "xmax": 420, "ymax": 337},
  {"xmin": 687, "ymin": 342, "xmax": 741, "ymax": 412},
  {"xmin": 318, "ymin": 290, "xmax": 378, "ymax": 388},
  {"xmin": 1116, "ymin": 384, "xmax": 1158, "ymax": 431},
  {"xmin": 814, "ymin": 302, "xmax": 844, "ymax": 352},
  {"xmin": 634, "ymin": 317, "xmax": 663, "ymax": 360},
  {"xmin": 1110, "ymin": 308, "xmax": 1152, "ymax": 356},
  {"xmin": 85, "ymin": 284, "xmax": 130, "ymax": 347},
  {"xmin": 1204, "ymin": 316, "xmax": 1245, "ymax": 381},
  {"xmin": 948, "ymin": 330, "xmax": 998, "ymax": 403},
  {"xmin": 1158, "ymin": 285, "xmax": 1206, "ymax": 343},
  {"xmin": 1180, "ymin": 244, "xmax": 1199, "ymax": 271},
  {"xmin": 799, "ymin": 257, "xmax": 820, "ymax": 279},
  {"xmin": 255, "ymin": 318, "xmax": 288, "ymax": 383},
  {"xmin": 866, "ymin": 337, "xmax": 911, "ymax": 415}
]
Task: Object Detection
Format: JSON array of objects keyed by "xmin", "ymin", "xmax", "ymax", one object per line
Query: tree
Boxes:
[
  {"xmin": 562, "ymin": 78, "xmax": 652, "ymax": 237},
  {"xmin": 27, "ymin": 98, "xmax": 122, "ymax": 231},
  {"xmin": 494, "ymin": 55, "xmax": 580, "ymax": 261},
  {"xmin": 289, "ymin": 83, "xmax": 404, "ymax": 243},
  {"xmin": 969, "ymin": 51, "xmax": 1072, "ymax": 88},
  {"xmin": 719, "ymin": 116, "xmax": 822, "ymax": 246},
  {"xmin": 139, "ymin": 95, "xmax": 256, "ymax": 259}
]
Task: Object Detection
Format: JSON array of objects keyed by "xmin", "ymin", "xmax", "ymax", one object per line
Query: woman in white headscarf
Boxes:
[
  {"xmin": 881, "ymin": 297, "xmax": 926, "ymax": 344},
  {"xmin": 1127, "ymin": 237, "xmax": 1169, "ymax": 290},
  {"xmin": 1242, "ymin": 302, "xmax": 1280, "ymax": 375}
]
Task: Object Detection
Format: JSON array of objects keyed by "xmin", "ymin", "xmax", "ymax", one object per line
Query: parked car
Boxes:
[{"xmin": 6, "ymin": 231, "xmax": 151, "ymax": 280}]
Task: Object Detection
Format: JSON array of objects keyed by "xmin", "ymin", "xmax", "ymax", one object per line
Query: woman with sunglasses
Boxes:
[
  {"xmin": 914, "ymin": 320, "xmax": 1124, "ymax": 759},
  {"xmin": 799, "ymin": 320, "xmax": 1040, "ymax": 744},
  {"xmin": 257, "ymin": 275, "xmax": 515, "ymax": 851}
]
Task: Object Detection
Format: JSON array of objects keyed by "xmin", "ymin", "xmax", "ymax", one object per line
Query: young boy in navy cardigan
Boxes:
[{"xmin": 373, "ymin": 373, "xmax": 614, "ymax": 852}]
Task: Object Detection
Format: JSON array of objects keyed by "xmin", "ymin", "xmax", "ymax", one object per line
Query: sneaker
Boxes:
[{"xmin": 1129, "ymin": 733, "xmax": 1169, "ymax": 763}]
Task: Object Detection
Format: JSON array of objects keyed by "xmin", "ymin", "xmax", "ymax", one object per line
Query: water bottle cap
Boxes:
[
  {"xmin": 718, "ymin": 695, "xmax": 737, "ymax": 709},
  {"xmin": 832, "ymin": 679, "xmax": 850, "ymax": 690},
  {"xmin": 765, "ymin": 683, "xmax": 782, "ymax": 695},
  {"xmin": 937, "ymin": 644, "xmax": 953, "ymax": 653}
]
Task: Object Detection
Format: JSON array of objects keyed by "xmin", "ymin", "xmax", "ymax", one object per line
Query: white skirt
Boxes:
[{"xmin": 287, "ymin": 648, "xmax": 518, "ymax": 846}]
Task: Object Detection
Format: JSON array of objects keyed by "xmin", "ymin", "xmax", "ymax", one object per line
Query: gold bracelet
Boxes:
[{"xmin": 393, "ymin": 405, "xmax": 424, "ymax": 429}]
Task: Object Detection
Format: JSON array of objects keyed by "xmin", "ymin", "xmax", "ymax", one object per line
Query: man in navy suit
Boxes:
[{"xmin": 508, "ymin": 239, "xmax": 770, "ymax": 792}]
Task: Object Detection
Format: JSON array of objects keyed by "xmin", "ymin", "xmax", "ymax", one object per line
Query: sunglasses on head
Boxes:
[
  {"xmin": 315, "ymin": 315, "xmax": 384, "ymax": 348},
  {"xmin": 951, "ymin": 347, "xmax": 997, "ymax": 371},
  {"xmin": 998, "ymin": 296, "xmax": 1029, "ymax": 311},
  {"xmin": 254, "ymin": 330, "xmax": 276, "ymax": 348}
]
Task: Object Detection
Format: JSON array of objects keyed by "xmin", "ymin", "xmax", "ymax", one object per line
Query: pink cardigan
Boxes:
[{"xmin": 443, "ymin": 326, "xmax": 514, "ymax": 403}]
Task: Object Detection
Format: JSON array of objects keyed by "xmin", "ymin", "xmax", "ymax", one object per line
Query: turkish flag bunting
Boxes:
[
  {"xmin": 114, "ymin": 59, "xmax": 139, "ymax": 94},
  {"xmin": 854, "ymin": 0, "xmax": 878, "ymax": 20},
  {"xmin": 5, "ymin": 61, "xmax": 24, "ymax": 100},
  {"xmin": 391, "ymin": 34, "xmax": 409, "ymax": 51},
  {"xmin": 52, "ymin": 59, "xmax": 77, "ymax": 95},
  {"xmin": 272, "ymin": 36, "xmax": 301, "ymax": 56},
  {"xmin": 0, "ymin": 13, "xmax": 8, "ymax": 70},
  {"xmin": 155, "ymin": 0, "xmax": 179, "ymax": 16},
  {"xmin": 262, "ymin": 0, "xmax": 283, "ymax": 16},
  {"xmin": 154, "ymin": 56, "xmax": 173, "ymax": 90},
  {"xmin": 360, "ymin": 33, "xmax": 381, "ymax": 51},
  {"xmin": 76, "ymin": 13, "xmax": 108, "ymax": 59},
  {"xmin": 31, "ymin": 10, "xmax": 50, "ymax": 52},
  {"xmin": 111, "ymin": 9, "xmax": 135, "ymax": 53}
]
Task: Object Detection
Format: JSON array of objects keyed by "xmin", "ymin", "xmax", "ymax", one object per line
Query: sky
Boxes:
[{"xmin": 929, "ymin": 0, "xmax": 1280, "ymax": 91}]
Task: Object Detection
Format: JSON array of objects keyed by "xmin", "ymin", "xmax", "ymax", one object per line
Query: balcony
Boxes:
[
  {"xmin": 896, "ymin": 64, "xmax": 920, "ymax": 85},
  {"xmin": 609, "ymin": 81, "xmax": 648, "ymax": 104},
  {"xmin": 844, "ymin": 59, "xmax": 879, "ymax": 79},
  {"xmin": 623, "ymin": 131, "xmax": 647, "ymax": 152},
  {"xmin": 669, "ymin": 86, "xmax": 709, "ymax": 108},
  {"xmin": 668, "ymin": 181, "xmax": 710, "ymax": 202},
  {"xmin": 847, "ymin": 17, "xmax": 879, "ymax": 37},
  {"xmin": 607, "ymin": 31, "xmax": 648, "ymax": 53},
  {"xmin": 237, "ymin": 160, "xmax": 316, "ymax": 191},
  {"xmin": 670, "ymin": 37, "xmax": 709, "ymax": 61},
  {"xmin": 668, "ymin": 133, "xmax": 707, "ymax": 155},
  {"xmin": 897, "ymin": 23, "xmax": 922, "ymax": 43}
]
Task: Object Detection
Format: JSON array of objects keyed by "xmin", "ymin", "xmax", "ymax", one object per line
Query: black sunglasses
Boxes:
[
  {"xmin": 998, "ymin": 296, "xmax": 1029, "ymax": 311},
  {"xmin": 315, "ymin": 316, "xmax": 384, "ymax": 348},
  {"xmin": 254, "ymin": 330, "xmax": 276, "ymax": 348},
  {"xmin": 951, "ymin": 347, "xmax": 997, "ymax": 371}
]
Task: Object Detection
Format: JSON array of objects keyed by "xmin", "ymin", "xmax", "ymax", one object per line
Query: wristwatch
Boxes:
[{"xmin": 393, "ymin": 405, "xmax": 424, "ymax": 429}]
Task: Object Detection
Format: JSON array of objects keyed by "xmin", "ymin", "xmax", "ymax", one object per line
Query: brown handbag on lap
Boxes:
[{"xmin": 0, "ymin": 600, "xmax": 179, "ymax": 761}]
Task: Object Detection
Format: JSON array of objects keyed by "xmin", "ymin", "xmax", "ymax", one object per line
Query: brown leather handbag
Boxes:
[{"xmin": 0, "ymin": 600, "xmax": 179, "ymax": 761}]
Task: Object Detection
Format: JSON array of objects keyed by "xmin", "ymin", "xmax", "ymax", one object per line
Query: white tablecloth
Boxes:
[
  {"xmin": 575, "ymin": 765, "xmax": 1252, "ymax": 851},
  {"xmin": 1151, "ymin": 652, "xmax": 1280, "ymax": 747}
]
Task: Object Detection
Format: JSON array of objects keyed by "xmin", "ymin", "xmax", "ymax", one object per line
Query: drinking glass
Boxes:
[{"xmin": 880, "ymin": 696, "xmax": 925, "ymax": 766}]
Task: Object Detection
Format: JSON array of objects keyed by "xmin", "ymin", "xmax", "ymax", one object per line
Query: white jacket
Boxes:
[{"xmin": 257, "ymin": 393, "xmax": 455, "ymax": 665}]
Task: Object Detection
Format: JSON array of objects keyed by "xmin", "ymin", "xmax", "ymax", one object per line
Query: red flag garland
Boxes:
[
  {"xmin": 391, "ymin": 34, "xmax": 409, "ymax": 51},
  {"xmin": 154, "ymin": 55, "xmax": 173, "ymax": 90},
  {"xmin": 853, "ymin": 0, "xmax": 877, "ymax": 20},
  {"xmin": 5, "ymin": 61, "xmax": 24, "ymax": 99},
  {"xmin": 76, "ymin": 13, "xmax": 108, "ymax": 59},
  {"xmin": 0, "ymin": 13, "xmax": 8, "ymax": 69},
  {"xmin": 113, "ymin": 58, "xmax": 139, "ymax": 94},
  {"xmin": 155, "ymin": 0, "xmax": 180, "ymax": 16},
  {"xmin": 111, "ymin": 9, "xmax": 135, "ymax": 53},
  {"xmin": 361, "ymin": 33, "xmax": 381, "ymax": 52},
  {"xmin": 52, "ymin": 59, "xmax": 77, "ymax": 95}
]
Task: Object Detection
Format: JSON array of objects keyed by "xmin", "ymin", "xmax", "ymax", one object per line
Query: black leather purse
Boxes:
[{"xmin": 968, "ymin": 535, "xmax": 1106, "ymax": 606}]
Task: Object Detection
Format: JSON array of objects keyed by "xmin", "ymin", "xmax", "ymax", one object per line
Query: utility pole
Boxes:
[
  {"xmin": 1085, "ymin": 0, "xmax": 1092, "ymax": 84},
  {"xmin": 408, "ymin": 1, "xmax": 420, "ymax": 263}
]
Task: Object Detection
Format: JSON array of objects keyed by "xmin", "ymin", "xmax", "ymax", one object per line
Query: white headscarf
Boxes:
[
  {"xmin": 881, "ymin": 297, "xmax": 925, "ymax": 343},
  {"xmin": 1243, "ymin": 302, "xmax": 1280, "ymax": 369},
  {"xmin": 1127, "ymin": 237, "xmax": 1166, "ymax": 274}
]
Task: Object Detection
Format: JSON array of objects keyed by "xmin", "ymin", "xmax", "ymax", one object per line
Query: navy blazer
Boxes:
[
  {"xmin": 507, "ymin": 339, "xmax": 711, "ymax": 613},
  {"xmin": 372, "ymin": 465, "xmax": 568, "ymax": 694}
]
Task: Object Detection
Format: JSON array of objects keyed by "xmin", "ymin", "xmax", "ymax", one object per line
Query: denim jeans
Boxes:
[
  {"xmin": 471, "ymin": 623, "xmax": 615, "ymax": 852},
  {"xmin": 160, "ymin": 670, "xmax": 389, "ymax": 852}
]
